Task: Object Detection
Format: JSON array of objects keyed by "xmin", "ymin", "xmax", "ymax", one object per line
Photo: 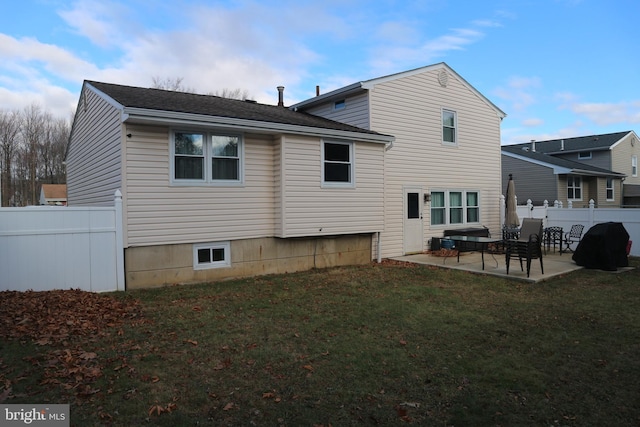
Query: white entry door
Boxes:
[{"xmin": 403, "ymin": 186, "xmax": 424, "ymax": 254}]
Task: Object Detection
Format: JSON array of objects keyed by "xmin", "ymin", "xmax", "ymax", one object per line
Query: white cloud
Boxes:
[
  {"xmin": 570, "ymin": 101, "xmax": 640, "ymax": 125},
  {"xmin": 369, "ymin": 26, "xmax": 486, "ymax": 75},
  {"xmin": 492, "ymin": 76, "xmax": 542, "ymax": 111},
  {"xmin": 58, "ymin": 0, "xmax": 131, "ymax": 48},
  {"xmin": 522, "ymin": 118, "xmax": 544, "ymax": 127}
]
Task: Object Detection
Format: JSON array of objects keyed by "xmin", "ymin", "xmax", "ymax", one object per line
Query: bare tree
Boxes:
[
  {"xmin": 151, "ymin": 76, "xmax": 195, "ymax": 93},
  {"xmin": 40, "ymin": 116, "xmax": 69, "ymax": 184},
  {"xmin": 21, "ymin": 104, "xmax": 48, "ymax": 205},
  {"xmin": 212, "ymin": 88, "xmax": 251, "ymax": 100},
  {"xmin": 0, "ymin": 109, "xmax": 21, "ymax": 206},
  {"xmin": 151, "ymin": 76, "xmax": 252, "ymax": 100}
]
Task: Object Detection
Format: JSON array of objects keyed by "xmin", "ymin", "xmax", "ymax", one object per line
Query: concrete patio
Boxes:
[{"xmin": 392, "ymin": 250, "xmax": 583, "ymax": 283}]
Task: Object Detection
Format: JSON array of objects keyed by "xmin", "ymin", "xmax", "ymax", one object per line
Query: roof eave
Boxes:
[{"xmin": 122, "ymin": 107, "xmax": 395, "ymax": 145}]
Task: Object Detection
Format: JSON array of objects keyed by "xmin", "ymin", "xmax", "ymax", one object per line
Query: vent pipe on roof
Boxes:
[
  {"xmin": 531, "ymin": 140, "xmax": 536, "ymax": 152},
  {"xmin": 561, "ymin": 139, "xmax": 565, "ymax": 151},
  {"xmin": 277, "ymin": 86, "xmax": 284, "ymax": 107},
  {"xmin": 316, "ymin": 85, "xmax": 320, "ymax": 96}
]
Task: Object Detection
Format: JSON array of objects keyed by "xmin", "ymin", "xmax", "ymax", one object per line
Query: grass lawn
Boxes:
[{"xmin": 2, "ymin": 258, "xmax": 639, "ymax": 426}]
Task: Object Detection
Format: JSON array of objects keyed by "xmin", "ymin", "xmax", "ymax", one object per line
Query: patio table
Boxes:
[{"xmin": 447, "ymin": 235, "xmax": 503, "ymax": 270}]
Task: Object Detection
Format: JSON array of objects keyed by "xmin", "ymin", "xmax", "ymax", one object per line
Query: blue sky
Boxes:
[{"xmin": 1, "ymin": 0, "xmax": 638, "ymax": 145}]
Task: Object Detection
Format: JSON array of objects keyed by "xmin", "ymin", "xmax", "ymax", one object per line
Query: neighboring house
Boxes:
[
  {"xmin": 502, "ymin": 131, "xmax": 639, "ymax": 207},
  {"xmin": 39, "ymin": 184, "xmax": 67, "ymax": 206},
  {"xmin": 292, "ymin": 62, "xmax": 506, "ymax": 257},
  {"xmin": 66, "ymin": 81, "xmax": 394, "ymax": 289}
]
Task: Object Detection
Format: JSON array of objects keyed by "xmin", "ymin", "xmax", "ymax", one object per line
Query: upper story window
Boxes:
[
  {"xmin": 633, "ymin": 155, "xmax": 638, "ymax": 177},
  {"xmin": 172, "ymin": 131, "xmax": 243, "ymax": 184},
  {"xmin": 442, "ymin": 109, "xmax": 457, "ymax": 145},
  {"xmin": 322, "ymin": 140, "xmax": 354, "ymax": 187},
  {"xmin": 567, "ymin": 176, "xmax": 582, "ymax": 200},
  {"xmin": 578, "ymin": 151, "xmax": 592, "ymax": 160},
  {"xmin": 430, "ymin": 190, "xmax": 479, "ymax": 225},
  {"xmin": 334, "ymin": 99, "xmax": 346, "ymax": 110},
  {"xmin": 606, "ymin": 178, "xmax": 614, "ymax": 200}
]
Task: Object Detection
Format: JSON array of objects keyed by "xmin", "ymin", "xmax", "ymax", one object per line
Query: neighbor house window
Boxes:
[
  {"xmin": 567, "ymin": 176, "xmax": 582, "ymax": 200},
  {"xmin": 334, "ymin": 99, "xmax": 346, "ymax": 110},
  {"xmin": 172, "ymin": 131, "xmax": 242, "ymax": 184},
  {"xmin": 633, "ymin": 156, "xmax": 638, "ymax": 177},
  {"xmin": 606, "ymin": 178, "xmax": 614, "ymax": 200},
  {"xmin": 442, "ymin": 109, "xmax": 457, "ymax": 145},
  {"xmin": 578, "ymin": 151, "xmax": 592, "ymax": 159},
  {"xmin": 193, "ymin": 241, "xmax": 230, "ymax": 270},
  {"xmin": 430, "ymin": 190, "xmax": 479, "ymax": 225},
  {"xmin": 322, "ymin": 140, "xmax": 354, "ymax": 186}
]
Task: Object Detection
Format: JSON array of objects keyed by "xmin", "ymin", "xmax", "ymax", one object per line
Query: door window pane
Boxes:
[{"xmin": 407, "ymin": 193, "xmax": 419, "ymax": 219}]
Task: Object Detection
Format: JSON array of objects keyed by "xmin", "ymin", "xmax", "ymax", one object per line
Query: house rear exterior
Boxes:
[
  {"xmin": 292, "ymin": 63, "xmax": 506, "ymax": 257},
  {"xmin": 66, "ymin": 81, "xmax": 393, "ymax": 288}
]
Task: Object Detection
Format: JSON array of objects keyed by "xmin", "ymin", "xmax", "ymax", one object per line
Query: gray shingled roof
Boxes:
[
  {"xmin": 502, "ymin": 144, "xmax": 625, "ymax": 176},
  {"xmin": 87, "ymin": 80, "xmax": 387, "ymax": 137},
  {"xmin": 506, "ymin": 131, "xmax": 632, "ymax": 154}
]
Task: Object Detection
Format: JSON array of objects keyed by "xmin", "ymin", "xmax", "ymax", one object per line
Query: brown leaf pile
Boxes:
[
  {"xmin": 0, "ymin": 289, "xmax": 141, "ymax": 344},
  {"xmin": 0, "ymin": 289, "xmax": 143, "ymax": 402}
]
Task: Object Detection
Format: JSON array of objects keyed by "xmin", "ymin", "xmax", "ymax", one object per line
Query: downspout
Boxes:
[{"xmin": 377, "ymin": 232, "xmax": 382, "ymax": 263}]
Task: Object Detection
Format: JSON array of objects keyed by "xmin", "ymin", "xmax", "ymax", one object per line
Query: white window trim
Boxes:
[
  {"xmin": 193, "ymin": 241, "xmax": 231, "ymax": 270},
  {"xmin": 578, "ymin": 151, "xmax": 592, "ymax": 160},
  {"xmin": 321, "ymin": 140, "xmax": 355, "ymax": 188},
  {"xmin": 606, "ymin": 178, "xmax": 614, "ymax": 201},
  {"xmin": 632, "ymin": 155, "xmax": 638, "ymax": 177},
  {"xmin": 567, "ymin": 176, "xmax": 582, "ymax": 201},
  {"xmin": 170, "ymin": 130, "xmax": 244, "ymax": 186},
  {"xmin": 442, "ymin": 108, "xmax": 458, "ymax": 146},
  {"xmin": 334, "ymin": 99, "xmax": 346, "ymax": 110},
  {"xmin": 430, "ymin": 189, "xmax": 480, "ymax": 226}
]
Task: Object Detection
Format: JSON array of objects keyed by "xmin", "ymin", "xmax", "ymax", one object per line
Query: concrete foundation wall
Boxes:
[{"xmin": 125, "ymin": 234, "xmax": 373, "ymax": 289}]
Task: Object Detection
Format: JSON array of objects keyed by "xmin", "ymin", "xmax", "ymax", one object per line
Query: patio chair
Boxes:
[
  {"xmin": 506, "ymin": 218, "xmax": 544, "ymax": 277},
  {"xmin": 564, "ymin": 224, "xmax": 584, "ymax": 252},
  {"xmin": 543, "ymin": 226, "xmax": 563, "ymax": 254}
]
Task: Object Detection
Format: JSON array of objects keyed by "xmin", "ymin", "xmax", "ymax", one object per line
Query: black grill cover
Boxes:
[{"xmin": 572, "ymin": 222, "xmax": 629, "ymax": 271}]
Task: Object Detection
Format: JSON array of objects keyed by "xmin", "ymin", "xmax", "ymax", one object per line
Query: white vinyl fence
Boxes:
[
  {"xmin": 500, "ymin": 196, "xmax": 640, "ymax": 257},
  {"xmin": 0, "ymin": 191, "xmax": 124, "ymax": 292}
]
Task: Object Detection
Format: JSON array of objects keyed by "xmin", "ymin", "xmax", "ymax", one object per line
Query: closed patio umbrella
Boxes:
[{"xmin": 505, "ymin": 174, "xmax": 520, "ymax": 228}]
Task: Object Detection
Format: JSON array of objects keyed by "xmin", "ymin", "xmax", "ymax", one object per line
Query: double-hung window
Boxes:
[
  {"xmin": 567, "ymin": 176, "xmax": 582, "ymax": 200},
  {"xmin": 430, "ymin": 190, "xmax": 479, "ymax": 225},
  {"xmin": 633, "ymin": 155, "xmax": 638, "ymax": 177},
  {"xmin": 172, "ymin": 131, "xmax": 242, "ymax": 184},
  {"xmin": 606, "ymin": 178, "xmax": 614, "ymax": 200},
  {"xmin": 442, "ymin": 109, "xmax": 457, "ymax": 145},
  {"xmin": 322, "ymin": 140, "xmax": 354, "ymax": 186}
]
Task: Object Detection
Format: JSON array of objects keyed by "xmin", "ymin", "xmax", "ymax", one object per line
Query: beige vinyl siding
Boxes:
[
  {"xmin": 612, "ymin": 135, "xmax": 640, "ymax": 185},
  {"xmin": 369, "ymin": 68, "xmax": 503, "ymax": 257},
  {"xmin": 66, "ymin": 87, "xmax": 122, "ymax": 206},
  {"xmin": 304, "ymin": 92, "xmax": 370, "ymax": 129},
  {"xmin": 124, "ymin": 125, "xmax": 275, "ymax": 247},
  {"xmin": 274, "ymin": 138, "xmax": 284, "ymax": 236},
  {"xmin": 278, "ymin": 135, "xmax": 384, "ymax": 237}
]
